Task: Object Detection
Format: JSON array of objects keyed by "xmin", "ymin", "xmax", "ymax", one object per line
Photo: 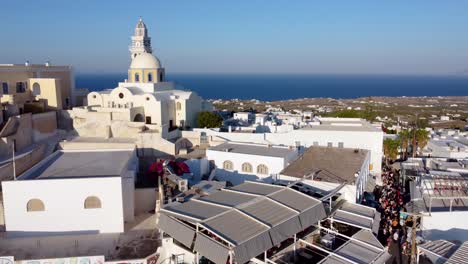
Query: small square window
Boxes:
[{"xmin": 327, "ymin": 142, "xmax": 333, "ymax": 147}]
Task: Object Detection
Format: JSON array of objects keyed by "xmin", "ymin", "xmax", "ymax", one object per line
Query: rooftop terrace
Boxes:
[
  {"xmin": 209, "ymin": 142, "xmax": 296, "ymax": 158},
  {"xmin": 18, "ymin": 149, "xmax": 134, "ymax": 180},
  {"xmin": 281, "ymin": 146, "xmax": 369, "ymax": 184}
]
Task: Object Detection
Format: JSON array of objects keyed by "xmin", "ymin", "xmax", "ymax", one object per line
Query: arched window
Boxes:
[
  {"xmin": 223, "ymin": 160, "xmax": 233, "ymax": 170},
  {"xmin": 176, "ymin": 102, "xmax": 182, "ymax": 111},
  {"xmin": 27, "ymin": 199, "xmax": 45, "ymax": 212},
  {"xmin": 257, "ymin": 164, "xmax": 269, "ymax": 175},
  {"xmin": 135, "ymin": 73, "xmax": 140, "ymax": 82},
  {"xmin": 84, "ymin": 196, "xmax": 102, "ymax": 209},
  {"xmin": 242, "ymin": 162, "xmax": 253, "ymax": 173},
  {"xmin": 32, "ymin": 82, "xmax": 41, "ymax": 96},
  {"xmin": 133, "ymin": 113, "xmax": 144, "ymax": 122},
  {"xmin": 148, "ymin": 73, "xmax": 153, "ymax": 82}
]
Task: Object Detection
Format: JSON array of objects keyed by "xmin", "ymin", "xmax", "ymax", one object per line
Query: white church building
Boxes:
[{"xmin": 72, "ymin": 18, "xmax": 211, "ymax": 139}]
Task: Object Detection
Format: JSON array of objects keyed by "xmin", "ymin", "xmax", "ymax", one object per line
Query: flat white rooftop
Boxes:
[
  {"xmin": 208, "ymin": 142, "xmax": 296, "ymax": 158},
  {"xmin": 18, "ymin": 150, "xmax": 134, "ymax": 180},
  {"xmin": 300, "ymin": 118, "xmax": 382, "ymax": 132}
]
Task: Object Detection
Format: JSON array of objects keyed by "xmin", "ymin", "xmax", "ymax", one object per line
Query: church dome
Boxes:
[{"xmin": 130, "ymin": 52, "xmax": 161, "ymax": 69}]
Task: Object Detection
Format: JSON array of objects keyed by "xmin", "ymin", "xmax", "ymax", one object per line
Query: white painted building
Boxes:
[
  {"xmin": 233, "ymin": 112, "xmax": 254, "ymax": 123},
  {"xmin": 71, "ymin": 18, "xmax": 212, "ymax": 137},
  {"xmin": 424, "ymin": 139, "xmax": 468, "ymax": 159},
  {"xmin": 1, "ymin": 147, "xmax": 138, "ymax": 235},
  {"xmin": 206, "ymin": 142, "xmax": 299, "ymax": 185},
  {"xmin": 193, "ymin": 117, "xmax": 383, "ymax": 174},
  {"xmin": 423, "ymin": 130, "xmax": 468, "ymax": 159}
]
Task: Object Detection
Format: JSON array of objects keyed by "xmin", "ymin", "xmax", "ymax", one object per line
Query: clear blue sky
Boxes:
[{"xmin": 2, "ymin": 1, "xmax": 468, "ymax": 75}]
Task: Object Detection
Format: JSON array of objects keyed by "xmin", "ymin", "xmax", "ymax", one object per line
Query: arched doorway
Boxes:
[
  {"xmin": 32, "ymin": 82, "xmax": 41, "ymax": 96},
  {"xmin": 133, "ymin": 113, "xmax": 144, "ymax": 122}
]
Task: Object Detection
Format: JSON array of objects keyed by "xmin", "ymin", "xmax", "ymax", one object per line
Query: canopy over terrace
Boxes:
[
  {"xmin": 328, "ymin": 201, "xmax": 381, "ymax": 235},
  {"xmin": 312, "ymin": 229, "xmax": 391, "ymax": 264},
  {"xmin": 446, "ymin": 241, "xmax": 468, "ymax": 264},
  {"xmin": 419, "ymin": 171, "xmax": 468, "ymax": 213},
  {"xmin": 159, "ymin": 181, "xmax": 327, "ymax": 264}
]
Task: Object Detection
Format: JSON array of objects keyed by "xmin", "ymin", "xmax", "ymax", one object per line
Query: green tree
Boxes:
[
  {"xmin": 383, "ymin": 138, "xmax": 400, "ymax": 165},
  {"xmin": 196, "ymin": 111, "xmax": 223, "ymax": 128},
  {"xmin": 363, "ymin": 103, "xmax": 377, "ymax": 122},
  {"xmin": 415, "ymin": 129, "xmax": 430, "ymax": 155},
  {"xmin": 398, "ymin": 130, "xmax": 410, "ymax": 160},
  {"xmin": 333, "ymin": 109, "xmax": 361, "ymax": 118}
]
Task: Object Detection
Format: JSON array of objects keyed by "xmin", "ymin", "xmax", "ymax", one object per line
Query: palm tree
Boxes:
[
  {"xmin": 415, "ymin": 129, "xmax": 430, "ymax": 155},
  {"xmin": 398, "ymin": 130, "xmax": 410, "ymax": 160},
  {"xmin": 383, "ymin": 138, "xmax": 400, "ymax": 165}
]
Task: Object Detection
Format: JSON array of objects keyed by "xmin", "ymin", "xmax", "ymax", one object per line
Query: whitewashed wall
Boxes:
[
  {"xmin": 195, "ymin": 128, "xmax": 383, "ymax": 175},
  {"xmin": 206, "ymin": 148, "xmax": 298, "ymax": 185},
  {"xmin": 2, "ymin": 177, "xmax": 125, "ymax": 234}
]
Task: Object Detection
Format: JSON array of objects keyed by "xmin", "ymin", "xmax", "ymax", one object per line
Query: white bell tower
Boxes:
[{"xmin": 129, "ymin": 17, "xmax": 152, "ymax": 59}]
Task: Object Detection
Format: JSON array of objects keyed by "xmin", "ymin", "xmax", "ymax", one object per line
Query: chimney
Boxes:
[
  {"xmin": 25, "ymin": 61, "xmax": 30, "ymax": 66},
  {"xmin": 45, "ymin": 61, "xmax": 50, "ymax": 67}
]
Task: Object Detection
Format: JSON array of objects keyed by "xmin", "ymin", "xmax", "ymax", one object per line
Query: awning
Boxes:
[
  {"xmin": 159, "ymin": 213, "xmax": 195, "ymax": 248},
  {"xmin": 194, "ymin": 233, "xmax": 229, "ymax": 264}
]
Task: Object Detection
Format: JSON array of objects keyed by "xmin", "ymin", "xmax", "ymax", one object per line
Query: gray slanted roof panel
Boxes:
[
  {"xmin": 268, "ymin": 188, "xmax": 319, "ymax": 211},
  {"xmin": 372, "ymin": 211, "xmax": 381, "ymax": 234},
  {"xmin": 159, "ymin": 213, "xmax": 196, "ymax": 248},
  {"xmin": 163, "ymin": 200, "xmax": 229, "ymax": 221},
  {"xmin": 419, "ymin": 240, "xmax": 457, "ymax": 258},
  {"xmin": 299, "ymin": 203, "xmax": 328, "ymax": 229},
  {"xmin": 269, "ymin": 215, "xmax": 302, "ymax": 246},
  {"xmin": 203, "ymin": 210, "xmax": 269, "ymax": 245},
  {"xmin": 318, "ymin": 255, "xmax": 353, "ymax": 264},
  {"xmin": 239, "ymin": 198, "xmax": 295, "ymax": 226},
  {"xmin": 373, "ymin": 251, "xmax": 393, "ymax": 264},
  {"xmin": 335, "ymin": 240, "xmax": 382, "ymax": 264},
  {"xmin": 340, "ymin": 202, "xmax": 375, "ymax": 218},
  {"xmin": 199, "ymin": 190, "xmax": 256, "ymax": 207},
  {"xmin": 230, "ymin": 182, "xmax": 283, "ymax": 195},
  {"xmin": 194, "ymin": 233, "xmax": 229, "ymax": 264},
  {"xmin": 446, "ymin": 241, "xmax": 468, "ymax": 264},
  {"xmin": 352, "ymin": 229, "xmax": 384, "ymax": 249},
  {"xmin": 234, "ymin": 230, "xmax": 273, "ymax": 264},
  {"xmin": 333, "ymin": 210, "xmax": 373, "ymax": 230}
]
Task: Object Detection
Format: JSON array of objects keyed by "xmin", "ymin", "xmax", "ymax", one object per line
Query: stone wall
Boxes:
[
  {"xmin": 32, "ymin": 111, "xmax": 58, "ymax": 142},
  {"xmin": 0, "ymin": 143, "xmax": 47, "ymax": 184},
  {"xmin": 0, "ymin": 113, "xmax": 33, "ymax": 158},
  {"xmin": 134, "ymin": 188, "xmax": 157, "ymax": 215}
]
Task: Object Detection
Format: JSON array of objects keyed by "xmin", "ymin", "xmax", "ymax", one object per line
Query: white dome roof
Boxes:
[{"xmin": 130, "ymin": 52, "xmax": 161, "ymax": 69}]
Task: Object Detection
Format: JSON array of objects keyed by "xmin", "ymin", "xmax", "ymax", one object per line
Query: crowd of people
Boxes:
[{"xmin": 372, "ymin": 165, "xmax": 414, "ymax": 263}]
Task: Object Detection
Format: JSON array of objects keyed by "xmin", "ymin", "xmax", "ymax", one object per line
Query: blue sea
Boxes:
[{"xmin": 75, "ymin": 74, "xmax": 468, "ymax": 101}]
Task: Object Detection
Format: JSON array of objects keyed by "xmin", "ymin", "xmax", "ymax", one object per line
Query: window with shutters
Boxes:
[
  {"xmin": 242, "ymin": 162, "xmax": 253, "ymax": 173},
  {"xmin": 223, "ymin": 160, "xmax": 233, "ymax": 170},
  {"xmin": 257, "ymin": 164, "xmax": 269, "ymax": 175}
]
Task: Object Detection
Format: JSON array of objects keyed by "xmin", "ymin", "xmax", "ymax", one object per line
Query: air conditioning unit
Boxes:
[{"xmin": 178, "ymin": 179, "xmax": 188, "ymax": 192}]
